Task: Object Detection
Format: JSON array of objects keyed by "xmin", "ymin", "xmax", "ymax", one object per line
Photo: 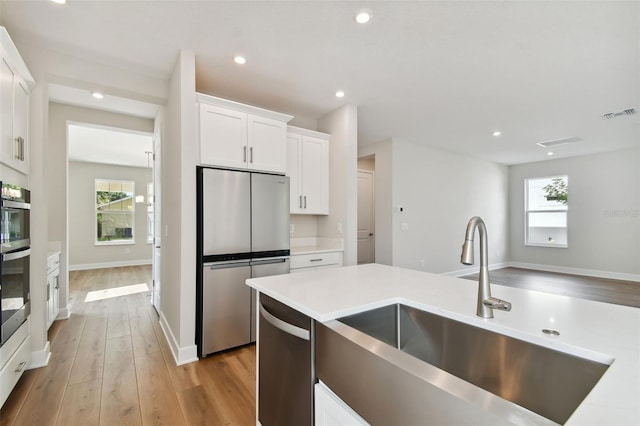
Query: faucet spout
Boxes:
[{"xmin": 460, "ymin": 216, "xmax": 511, "ymax": 318}]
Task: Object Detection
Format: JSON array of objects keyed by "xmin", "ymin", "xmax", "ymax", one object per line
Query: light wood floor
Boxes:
[
  {"xmin": 0, "ymin": 266, "xmax": 256, "ymax": 426},
  {"xmin": 461, "ymin": 267, "xmax": 640, "ymax": 308}
]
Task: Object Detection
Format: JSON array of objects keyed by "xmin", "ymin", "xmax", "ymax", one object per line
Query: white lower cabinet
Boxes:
[
  {"xmin": 0, "ymin": 319, "xmax": 30, "ymax": 408},
  {"xmin": 46, "ymin": 252, "xmax": 61, "ymax": 329},
  {"xmin": 315, "ymin": 381, "xmax": 369, "ymax": 426},
  {"xmin": 290, "ymin": 251, "xmax": 342, "ymax": 273}
]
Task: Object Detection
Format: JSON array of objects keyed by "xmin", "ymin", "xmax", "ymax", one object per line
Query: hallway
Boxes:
[{"xmin": 0, "ymin": 266, "xmax": 255, "ymax": 426}]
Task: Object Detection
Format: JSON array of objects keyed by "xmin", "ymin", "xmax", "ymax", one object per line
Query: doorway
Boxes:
[
  {"xmin": 66, "ymin": 120, "xmax": 157, "ymax": 308},
  {"xmin": 357, "ymin": 157, "xmax": 375, "ymax": 264}
]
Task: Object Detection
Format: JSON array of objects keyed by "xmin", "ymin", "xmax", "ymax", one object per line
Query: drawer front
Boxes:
[
  {"xmin": 0, "ymin": 334, "xmax": 30, "ymax": 407},
  {"xmin": 47, "ymin": 254, "xmax": 60, "ymax": 274},
  {"xmin": 0, "ymin": 320, "xmax": 28, "ymax": 368},
  {"xmin": 291, "ymin": 252, "xmax": 341, "ymax": 269}
]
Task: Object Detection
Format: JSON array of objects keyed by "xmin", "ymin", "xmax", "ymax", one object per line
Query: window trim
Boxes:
[
  {"xmin": 95, "ymin": 178, "xmax": 136, "ymax": 246},
  {"xmin": 524, "ymin": 175, "xmax": 568, "ymax": 248}
]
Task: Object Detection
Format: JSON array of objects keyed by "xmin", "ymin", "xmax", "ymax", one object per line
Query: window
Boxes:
[
  {"xmin": 96, "ymin": 179, "xmax": 135, "ymax": 244},
  {"xmin": 525, "ymin": 176, "xmax": 568, "ymax": 247}
]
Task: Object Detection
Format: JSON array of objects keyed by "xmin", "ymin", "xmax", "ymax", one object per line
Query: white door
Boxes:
[
  {"xmin": 357, "ymin": 171, "xmax": 375, "ymax": 264},
  {"xmin": 152, "ymin": 133, "xmax": 162, "ymax": 312}
]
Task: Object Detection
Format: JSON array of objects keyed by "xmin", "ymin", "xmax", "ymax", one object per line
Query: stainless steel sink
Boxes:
[{"xmin": 316, "ymin": 304, "xmax": 610, "ymax": 425}]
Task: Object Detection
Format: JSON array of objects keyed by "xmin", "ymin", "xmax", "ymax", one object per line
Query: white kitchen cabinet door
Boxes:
[
  {"xmin": 315, "ymin": 382, "xmax": 369, "ymax": 426},
  {"xmin": 0, "ymin": 57, "xmax": 14, "ymax": 170},
  {"xmin": 287, "ymin": 133, "xmax": 303, "ymax": 213},
  {"xmin": 12, "ymin": 78, "xmax": 29, "ymax": 174},
  {"xmin": 247, "ymin": 114, "xmax": 287, "ymax": 173},
  {"xmin": 0, "ymin": 55, "xmax": 30, "ymax": 175},
  {"xmin": 300, "ymin": 135, "xmax": 328, "ymax": 214},
  {"xmin": 199, "ymin": 103, "xmax": 248, "ymax": 169}
]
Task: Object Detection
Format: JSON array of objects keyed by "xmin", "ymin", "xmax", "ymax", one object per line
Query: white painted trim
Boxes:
[
  {"xmin": 158, "ymin": 312, "xmax": 198, "ymax": 366},
  {"xmin": 507, "ymin": 262, "xmax": 640, "ymax": 283},
  {"xmin": 69, "ymin": 259, "xmax": 152, "ymax": 271},
  {"xmin": 57, "ymin": 304, "xmax": 71, "ymax": 320},
  {"xmin": 196, "ymin": 92, "xmax": 293, "ymax": 123},
  {"xmin": 443, "ymin": 262, "xmax": 508, "ymax": 278},
  {"xmin": 28, "ymin": 340, "xmax": 51, "ymax": 369},
  {"xmin": 287, "ymin": 125, "xmax": 330, "ymax": 139}
]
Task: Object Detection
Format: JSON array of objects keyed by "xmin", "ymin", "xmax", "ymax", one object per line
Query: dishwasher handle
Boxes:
[{"xmin": 259, "ymin": 303, "xmax": 310, "ymax": 341}]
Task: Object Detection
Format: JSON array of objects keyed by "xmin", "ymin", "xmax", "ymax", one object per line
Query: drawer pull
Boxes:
[
  {"xmin": 309, "ymin": 258, "xmax": 323, "ymax": 262},
  {"xmin": 14, "ymin": 361, "xmax": 27, "ymax": 373}
]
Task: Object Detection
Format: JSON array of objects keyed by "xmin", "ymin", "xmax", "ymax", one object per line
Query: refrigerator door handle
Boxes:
[
  {"xmin": 251, "ymin": 258, "xmax": 287, "ymax": 266},
  {"xmin": 205, "ymin": 260, "xmax": 251, "ymax": 269},
  {"xmin": 259, "ymin": 303, "xmax": 310, "ymax": 341}
]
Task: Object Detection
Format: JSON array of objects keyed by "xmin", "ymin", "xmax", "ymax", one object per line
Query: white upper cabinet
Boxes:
[
  {"xmin": 0, "ymin": 28, "xmax": 35, "ymax": 176},
  {"xmin": 197, "ymin": 94, "xmax": 292, "ymax": 174},
  {"xmin": 287, "ymin": 126, "xmax": 329, "ymax": 215}
]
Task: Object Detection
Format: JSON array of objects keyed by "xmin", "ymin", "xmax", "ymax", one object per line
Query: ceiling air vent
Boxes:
[
  {"xmin": 602, "ymin": 108, "xmax": 636, "ymax": 120},
  {"xmin": 536, "ymin": 136, "xmax": 583, "ymax": 148}
]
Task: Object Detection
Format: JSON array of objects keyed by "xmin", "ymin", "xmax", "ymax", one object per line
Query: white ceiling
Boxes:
[{"xmin": 2, "ymin": 1, "xmax": 638, "ymax": 165}]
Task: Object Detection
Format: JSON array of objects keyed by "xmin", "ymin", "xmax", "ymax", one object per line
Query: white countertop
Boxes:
[
  {"xmin": 290, "ymin": 237, "xmax": 344, "ymax": 255},
  {"xmin": 246, "ymin": 263, "xmax": 640, "ymax": 425}
]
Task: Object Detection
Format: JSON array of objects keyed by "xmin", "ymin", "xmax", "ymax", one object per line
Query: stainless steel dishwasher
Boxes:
[{"xmin": 259, "ymin": 294, "xmax": 314, "ymax": 426}]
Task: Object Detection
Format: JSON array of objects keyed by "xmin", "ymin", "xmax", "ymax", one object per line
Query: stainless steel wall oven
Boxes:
[{"xmin": 0, "ymin": 182, "xmax": 30, "ymax": 347}]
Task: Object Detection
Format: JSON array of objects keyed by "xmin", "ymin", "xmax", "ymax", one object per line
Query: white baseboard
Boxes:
[
  {"xmin": 158, "ymin": 312, "xmax": 198, "ymax": 366},
  {"xmin": 507, "ymin": 262, "xmax": 640, "ymax": 282},
  {"xmin": 69, "ymin": 259, "xmax": 152, "ymax": 271},
  {"xmin": 57, "ymin": 304, "xmax": 71, "ymax": 320},
  {"xmin": 444, "ymin": 262, "xmax": 508, "ymax": 278},
  {"xmin": 28, "ymin": 340, "xmax": 51, "ymax": 369}
]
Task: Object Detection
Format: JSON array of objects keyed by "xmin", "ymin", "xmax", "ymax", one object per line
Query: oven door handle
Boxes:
[
  {"xmin": 2, "ymin": 200, "xmax": 30, "ymax": 210},
  {"xmin": 2, "ymin": 248, "xmax": 30, "ymax": 261}
]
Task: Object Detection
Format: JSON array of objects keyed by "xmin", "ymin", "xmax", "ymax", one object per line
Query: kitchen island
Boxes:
[{"xmin": 247, "ymin": 263, "xmax": 639, "ymax": 425}]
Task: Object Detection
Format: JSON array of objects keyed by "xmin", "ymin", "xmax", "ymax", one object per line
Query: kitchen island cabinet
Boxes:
[{"xmin": 247, "ymin": 263, "xmax": 640, "ymax": 425}]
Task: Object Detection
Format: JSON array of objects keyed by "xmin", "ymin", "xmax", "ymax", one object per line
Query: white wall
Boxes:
[
  {"xmin": 360, "ymin": 138, "xmax": 509, "ymax": 274},
  {"xmin": 359, "ymin": 139, "xmax": 393, "ymax": 265},
  {"xmin": 317, "ymin": 105, "xmax": 358, "ymax": 266},
  {"xmin": 68, "ymin": 161, "xmax": 152, "ymax": 269},
  {"xmin": 509, "ymin": 148, "xmax": 640, "ymax": 279},
  {"xmin": 160, "ymin": 50, "xmax": 197, "ymax": 365},
  {"xmin": 290, "ymin": 215, "xmax": 318, "ymax": 238}
]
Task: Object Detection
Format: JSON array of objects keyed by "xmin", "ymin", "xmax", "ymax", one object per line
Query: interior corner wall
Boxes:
[
  {"xmin": 68, "ymin": 161, "xmax": 152, "ymax": 269},
  {"xmin": 391, "ymin": 139, "xmax": 509, "ymax": 274},
  {"xmin": 359, "ymin": 139, "xmax": 393, "ymax": 265},
  {"xmin": 317, "ymin": 104, "xmax": 358, "ymax": 266},
  {"xmin": 162, "ymin": 50, "xmax": 197, "ymax": 365},
  {"xmin": 508, "ymin": 147, "xmax": 640, "ymax": 277}
]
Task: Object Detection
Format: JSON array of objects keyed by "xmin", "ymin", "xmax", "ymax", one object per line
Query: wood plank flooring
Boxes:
[
  {"xmin": 0, "ymin": 266, "xmax": 256, "ymax": 426},
  {"xmin": 461, "ymin": 267, "xmax": 640, "ymax": 308}
]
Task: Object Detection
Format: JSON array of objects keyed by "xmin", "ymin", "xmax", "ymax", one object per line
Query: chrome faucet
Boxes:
[{"xmin": 460, "ymin": 216, "xmax": 511, "ymax": 318}]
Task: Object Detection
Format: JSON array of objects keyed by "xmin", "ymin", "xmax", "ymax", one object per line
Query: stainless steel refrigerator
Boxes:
[{"xmin": 196, "ymin": 167, "xmax": 290, "ymax": 357}]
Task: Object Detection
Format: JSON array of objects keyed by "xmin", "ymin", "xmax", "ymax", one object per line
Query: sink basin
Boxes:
[{"xmin": 335, "ymin": 304, "xmax": 609, "ymax": 424}]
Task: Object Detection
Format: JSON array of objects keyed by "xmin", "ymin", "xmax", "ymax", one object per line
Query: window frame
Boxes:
[
  {"xmin": 524, "ymin": 175, "xmax": 568, "ymax": 248},
  {"xmin": 95, "ymin": 178, "xmax": 136, "ymax": 246}
]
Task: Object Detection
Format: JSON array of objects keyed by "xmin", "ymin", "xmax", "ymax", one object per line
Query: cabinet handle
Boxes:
[
  {"xmin": 14, "ymin": 361, "xmax": 27, "ymax": 373},
  {"xmin": 55, "ymin": 276, "xmax": 59, "ymax": 290},
  {"xmin": 299, "ymin": 195, "xmax": 302, "ymax": 209},
  {"xmin": 243, "ymin": 146, "xmax": 247, "ymax": 162},
  {"xmin": 304, "ymin": 196, "xmax": 307, "ymax": 209},
  {"xmin": 249, "ymin": 146, "xmax": 253, "ymax": 163},
  {"xmin": 309, "ymin": 258, "xmax": 323, "ymax": 262},
  {"xmin": 20, "ymin": 137, "xmax": 24, "ymax": 161},
  {"xmin": 14, "ymin": 137, "xmax": 21, "ymax": 160},
  {"xmin": 47, "ymin": 283, "xmax": 50, "ymax": 301}
]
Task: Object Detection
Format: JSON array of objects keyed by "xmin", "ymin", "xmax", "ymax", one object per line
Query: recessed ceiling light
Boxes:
[
  {"xmin": 547, "ymin": 151, "xmax": 555, "ymax": 156},
  {"xmin": 234, "ymin": 56, "xmax": 247, "ymax": 65},
  {"xmin": 355, "ymin": 10, "xmax": 372, "ymax": 24},
  {"xmin": 50, "ymin": 0, "xmax": 66, "ymax": 4},
  {"xmin": 91, "ymin": 91, "xmax": 104, "ymax": 100},
  {"xmin": 335, "ymin": 91, "xmax": 345, "ymax": 98},
  {"xmin": 492, "ymin": 131, "xmax": 502, "ymax": 137}
]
